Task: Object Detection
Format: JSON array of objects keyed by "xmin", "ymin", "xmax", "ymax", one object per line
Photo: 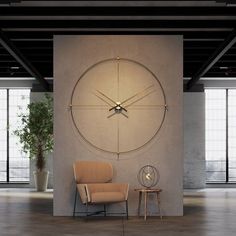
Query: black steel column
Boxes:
[
  {"xmin": 6, "ymin": 89, "xmax": 9, "ymax": 182},
  {"xmin": 226, "ymin": 89, "xmax": 229, "ymax": 182}
]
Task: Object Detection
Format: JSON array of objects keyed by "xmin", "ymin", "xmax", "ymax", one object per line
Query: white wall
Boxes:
[
  {"xmin": 184, "ymin": 92, "xmax": 205, "ymax": 189},
  {"xmin": 53, "ymin": 35, "xmax": 183, "ymax": 216}
]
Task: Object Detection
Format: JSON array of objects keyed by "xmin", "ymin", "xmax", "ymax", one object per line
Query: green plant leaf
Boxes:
[{"xmin": 13, "ymin": 93, "xmax": 53, "ymax": 171}]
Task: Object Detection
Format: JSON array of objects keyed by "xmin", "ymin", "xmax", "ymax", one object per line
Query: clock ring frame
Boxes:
[{"xmin": 70, "ymin": 57, "xmax": 167, "ymax": 155}]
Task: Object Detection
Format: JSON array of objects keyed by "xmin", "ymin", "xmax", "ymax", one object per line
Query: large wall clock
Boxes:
[{"xmin": 70, "ymin": 57, "xmax": 167, "ymax": 157}]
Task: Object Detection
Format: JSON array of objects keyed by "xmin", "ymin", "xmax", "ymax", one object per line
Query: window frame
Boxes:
[
  {"xmin": 205, "ymin": 88, "xmax": 236, "ymax": 183},
  {"xmin": 0, "ymin": 88, "xmax": 30, "ymax": 184}
]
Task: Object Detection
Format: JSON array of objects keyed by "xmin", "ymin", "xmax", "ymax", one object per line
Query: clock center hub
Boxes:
[
  {"xmin": 109, "ymin": 101, "xmax": 127, "ymax": 114},
  {"xmin": 115, "ymin": 102, "xmax": 122, "ymax": 113}
]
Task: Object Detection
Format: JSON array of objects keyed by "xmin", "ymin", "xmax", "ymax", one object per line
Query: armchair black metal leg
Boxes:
[
  {"xmin": 86, "ymin": 202, "xmax": 89, "ymax": 217},
  {"xmin": 73, "ymin": 187, "xmax": 78, "ymax": 217},
  {"xmin": 104, "ymin": 205, "xmax": 107, "ymax": 216},
  {"xmin": 126, "ymin": 200, "xmax": 129, "ymax": 220}
]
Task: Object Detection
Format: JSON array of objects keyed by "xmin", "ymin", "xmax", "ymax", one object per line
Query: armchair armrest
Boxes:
[{"xmin": 77, "ymin": 184, "xmax": 90, "ymax": 204}]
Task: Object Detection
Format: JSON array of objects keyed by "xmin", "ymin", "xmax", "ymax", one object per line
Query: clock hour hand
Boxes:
[
  {"xmin": 95, "ymin": 90, "xmax": 117, "ymax": 106},
  {"xmin": 92, "ymin": 92, "xmax": 113, "ymax": 107}
]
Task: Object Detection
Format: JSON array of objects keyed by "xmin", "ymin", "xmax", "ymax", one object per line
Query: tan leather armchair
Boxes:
[{"xmin": 73, "ymin": 160, "xmax": 129, "ymax": 218}]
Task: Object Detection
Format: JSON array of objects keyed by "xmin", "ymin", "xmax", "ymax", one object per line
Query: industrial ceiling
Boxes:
[{"xmin": 0, "ymin": 0, "xmax": 236, "ymax": 91}]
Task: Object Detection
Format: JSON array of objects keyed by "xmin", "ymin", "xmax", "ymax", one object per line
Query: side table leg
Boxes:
[
  {"xmin": 144, "ymin": 192, "xmax": 147, "ymax": 221},
  {"xmin": 138, "ymin": 192, "xmax": 142, "ymax": 217},
  {"xmin": 156, "ymin": 192, "xmax": 162, "ymax": 219}
]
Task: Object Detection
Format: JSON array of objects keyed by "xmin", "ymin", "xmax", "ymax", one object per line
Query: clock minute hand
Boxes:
[
  {"xmin": 124, "ymin": 89, "xmax": 156, "ymax": 108},
  {"xmin": 92, "ymin": 92, "xmax": 113, "ymax": 107},
  {"xmin": 120, "ymin": 84, "xmax": 154, "ymax": 106}
]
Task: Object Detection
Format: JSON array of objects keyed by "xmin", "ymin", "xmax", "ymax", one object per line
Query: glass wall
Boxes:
[
  {"xmin": 0, "ymin": 89, "xmax": 30, "ymax": 183},
  {"xmin": 206, "ymin": 89, "xmax": 236, "ymax": 182},
  {"xmin": 0, "ymin": 90, "xmax": 7, "ymax": 182},
  {"xmin": 228, "ymin": 90, "xmax": 236, "ymax": 182}
]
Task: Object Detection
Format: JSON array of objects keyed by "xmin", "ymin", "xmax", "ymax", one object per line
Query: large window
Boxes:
[
  {"xmin": 0, "ymin": 89, "xmax": 30, "ymax": 183},
  {"xmin": 206, "ymin": 89, "xmax": 236, "ymax": 182}
]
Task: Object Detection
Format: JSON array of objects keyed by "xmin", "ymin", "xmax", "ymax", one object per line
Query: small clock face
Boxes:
[{"xmin": 70, "ymin": 58, "xmax": 167, "ymax": 155}]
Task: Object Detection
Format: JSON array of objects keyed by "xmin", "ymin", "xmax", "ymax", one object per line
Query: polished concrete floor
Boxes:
[{"xmin": 0, "ymin": 189, "xmax": 236, "ymax": 236}]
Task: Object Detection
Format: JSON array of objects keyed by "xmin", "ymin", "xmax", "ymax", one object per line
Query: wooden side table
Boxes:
[{"xmin": 134, "ymin": 188, "xmax": 162, "ymax": 220}]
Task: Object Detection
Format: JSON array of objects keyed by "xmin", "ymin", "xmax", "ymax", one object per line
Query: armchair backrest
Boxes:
[{"xmin": 73, "ymin": 160, "xmax": 113, "ymax": 184}]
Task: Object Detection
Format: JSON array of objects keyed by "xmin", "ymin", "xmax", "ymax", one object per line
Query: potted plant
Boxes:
[{"xmin": 14, "ymin": 94, "xmax": 53, "ymax": 191}]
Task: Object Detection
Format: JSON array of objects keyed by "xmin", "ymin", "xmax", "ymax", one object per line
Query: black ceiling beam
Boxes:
[
  {"xmin": 186, "ymin": 28, "xmax": 236, "ymax": 90},
  {"xmin": 0, "ymin": 73, "xmax": 33, "ymax": 77},
  {"xmin": 4, "ymin": 30, "xmax": 230, "ymax": 39},
  {"xmin": 0, "ymin": 60, "xmax": 51, "ymax": 64},
  {"xmin": 184, "ymin": 41, "xmax": 222, "ymax": 46},
  {"xmin": 205, "ymin": 72, "xmax": 236, "ymax": 76},
  {"xmin": 0, "ymin": 6, "xmax": 236, "ymax": 16},
  {"xmin": 0, "ymin": 20, "xmax": 235, "ymax": 28},
  {"xmin": 11, "ymin": 47, "xmax": 52, "ymax": 51},
  {"xmin": 185, "ymin": 56, "xmax": 236, "ymax": 62},
  {"xmin": 185, "ymin": 60, "xmax": 236, "ymax": 66},
  {"xmin": 6, "ymin": 0, "xmax": 221, "ymax": 2},
  {"xmin": 0, "ymin": 56, "xmax": 52, "ymax": 62},
  {"xmin": 0, "ymin": 0, "xmax": 20, "ymax": 3},
  {"xmin": 216, "ymin": 0, "xmax": 236, "ymax": 4},
  {"xmin": 6, "ymin": 0, "xmax": 216, "ymax": 2},
  {"xmin": 184, "ymin": 73, "xmax": 236, "ymax": 78},
  {"xmin": 0, "ymin": 29, "xmax": 51, "ymax": 91},
  {"xmin": 13, "ymin": 41, "xmax": 52, "ymax": 47}
]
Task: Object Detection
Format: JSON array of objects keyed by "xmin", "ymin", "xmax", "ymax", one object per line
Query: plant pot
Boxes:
[{"xmin": 33, "ymin": 170, "xmax": 49, "ymax": 192}]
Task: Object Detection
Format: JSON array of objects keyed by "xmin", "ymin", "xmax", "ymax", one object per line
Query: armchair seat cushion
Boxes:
[{"xmin": 91, "ymin": 192, "xmax": 125, "ymax": 203}]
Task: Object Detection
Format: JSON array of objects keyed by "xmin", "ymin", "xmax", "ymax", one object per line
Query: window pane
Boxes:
[
  {"xmin": 9, "ymin": 89, "xmax": 30, "ymax": 182},
  {"xmin": 205, "ymin": 89, "xmax": 226, "ymax": 182},
  {"xmin": 0, "ymin": 90, "xmax": 7, "ymax": 182},
  {"xmin": 228, "ymin": 89, "xmax": 236, "ymax": 182}
]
